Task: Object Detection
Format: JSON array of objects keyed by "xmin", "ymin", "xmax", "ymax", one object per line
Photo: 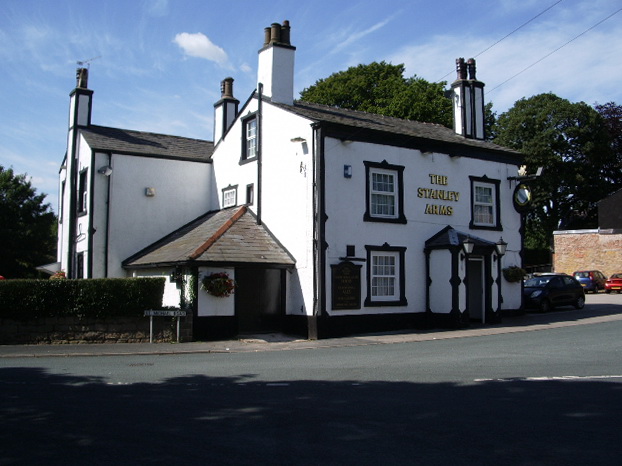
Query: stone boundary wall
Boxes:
[
  {"xmin": 0, "ymin": 315, "xmax": 193, "ymax": 345},
  {"xmin": 553, "ymin": 230, "xmax": 622, "ymax": 277}
]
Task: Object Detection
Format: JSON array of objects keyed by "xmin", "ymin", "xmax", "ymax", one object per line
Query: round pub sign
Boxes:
[{"xmin": 513, "ymin": 183, "xmax": 532, "ymax": 212}]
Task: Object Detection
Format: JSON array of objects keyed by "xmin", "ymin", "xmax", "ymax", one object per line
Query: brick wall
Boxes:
[{"xmin": 553, "ymin": 231, "xmax": 622, "ymax": 277}]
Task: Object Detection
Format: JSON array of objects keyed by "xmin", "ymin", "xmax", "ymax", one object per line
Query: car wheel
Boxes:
[
  {"xmin": 539, "ymin": 299, "xmax": 551, "ymax": 313},
  {"xmin": 574, "ymin": 296, "xmax": 585, "ymax": 309},
  {"xmin": 606, "ymin": 290, "xmax": 611, "ymax": 294}
]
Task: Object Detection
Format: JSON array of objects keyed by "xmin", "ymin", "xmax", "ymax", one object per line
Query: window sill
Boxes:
[
  {"xmin": 364, "ymin": 298, "xmax": 408, "ymax": 307},
  {"xmin": 363, "ymin": 214, "xmax": 407, "ymax": 224}
]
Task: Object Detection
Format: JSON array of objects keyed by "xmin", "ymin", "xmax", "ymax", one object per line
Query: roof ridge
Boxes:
[{"xmin": 188, "ymin": 206, "xmax": 247, "ymax": 260}]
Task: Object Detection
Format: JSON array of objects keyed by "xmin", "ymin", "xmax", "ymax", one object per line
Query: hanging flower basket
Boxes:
[
  {"xmin": 502, "ymin": 266, "xmax": 526, "ymax": 283},
  {"xmin": 50, "ymin": 271, "xmax": 66, "ymax": 280},
  {"xmin": 201, "ymin": 272, "xmax": 236, "ymax": 298}
]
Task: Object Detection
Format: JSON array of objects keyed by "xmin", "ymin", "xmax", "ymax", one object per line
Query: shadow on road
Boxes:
[{"xmin": 1, "ymin": 367, "xmax": 620, "ymax": 465}]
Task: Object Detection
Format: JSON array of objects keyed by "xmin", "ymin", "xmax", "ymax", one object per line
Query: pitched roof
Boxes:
[
  {"xmin": 123, "ymin": 206, "xmax": 296, "ymax": 268},
  {"xmin": 424, "ymin": 225, "xmax": 497, "ymax": 251},
  {"xmin": 80, "ymin": 125, "xmax": 214, "ymax": 161},
  {"xmin": 274, "ymin": 100, "xmax": 522, "ymax": 162}
]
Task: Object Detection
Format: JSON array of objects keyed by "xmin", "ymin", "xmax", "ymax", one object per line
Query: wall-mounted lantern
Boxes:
[
  {"xmin": 495, "ymin": 237, "xmax": 507, "ymax": 257},
  {"xmin": 462, "ymin": 236, "xmax": 474, "ymax": 256}
]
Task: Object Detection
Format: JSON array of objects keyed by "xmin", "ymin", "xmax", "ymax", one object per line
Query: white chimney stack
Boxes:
[
  {"xmin": 257, "ymin": 20, "xmax": 296, "ymax": 105},
  {"xmin": 451, "ymin": 58, "xmax": 485, "ymax": 140}
]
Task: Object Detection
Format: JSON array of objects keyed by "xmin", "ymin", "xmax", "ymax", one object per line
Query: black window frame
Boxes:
[
  {"xmin": 469, "ymin": 175, "xmax": 501, "ymax": 231},
  {"xmin": 77, "ymin": 168, "xmax": 88, "ymax": 216},
  {"xmin": 241, "ymin": 113, "xmax": 258, "ymax": 163},
  {"xmin": 364, "ymin": 243, "xmax": 407, "ymax": 307},
  {"xmin": 364, "ymin": 160, "xmax": 406, "ymax": 224}
]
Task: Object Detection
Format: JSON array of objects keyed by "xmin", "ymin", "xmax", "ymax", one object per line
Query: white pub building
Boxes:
[{"xmin": 57, "ymin": 21, "xmax": 525, "ymax": 340}]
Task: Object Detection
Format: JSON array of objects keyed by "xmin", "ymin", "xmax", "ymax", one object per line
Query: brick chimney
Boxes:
[
  {"xmin": 213, "ymin": 76, "xmax": 239, "ymax": 142},
  {"xmin": 451, "ymin": 58, "xmax": 485, "ymax": 140},
  {"xmin": 257, "ymin": 20, "xmax": 296, "ymax": 105}
]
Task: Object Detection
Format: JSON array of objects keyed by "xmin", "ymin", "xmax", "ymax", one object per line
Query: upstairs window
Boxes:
[
  {"xmin": 364, "ymin": 161, "xmax": 406, "ymax": 224},
  {"xmin": 242, "ymin": 115, "xmax": 257, "ymax": 161},
  {"xmin": 77, "ymin": 169, "xmax": 88, "ymax": 214},
  {"xmin": 470, "ymin": 176, "xmax": 501, "ymax": 230}
]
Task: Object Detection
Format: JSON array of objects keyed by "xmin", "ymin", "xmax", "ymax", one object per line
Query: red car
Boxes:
[{"xmin": 605, "ymin": 273, "xmax": 622, "ymax": 294}]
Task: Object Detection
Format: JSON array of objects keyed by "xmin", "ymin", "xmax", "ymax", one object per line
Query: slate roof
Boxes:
[
  {"xmin": 80, "ymin": 125, "xmax": 214, "ymax": 161},
  {"xmin": 123, "ymin": 206, "xmax": 296, "ymax": 268},
  {"xmin": 425, "ymin": 225, "xmax": 497, "ymax": 251},
  {"xmin": 274, "ymin": 100, "xmax": 522, "ymax": 161}
]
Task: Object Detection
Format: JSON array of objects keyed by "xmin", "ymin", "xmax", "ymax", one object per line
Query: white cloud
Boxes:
[{"xmin": 173, "ymin": 32, "xmax": 229, "ymax": 67}]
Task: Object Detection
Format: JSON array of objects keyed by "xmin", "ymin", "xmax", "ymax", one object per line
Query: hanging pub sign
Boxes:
[
  {"xmin": 513, "ymin": 183, "xmax": 532, "ymax": 212},
  {"xmin": 331, "ymin": 261, "xmax": 362, "ymax": 310}
]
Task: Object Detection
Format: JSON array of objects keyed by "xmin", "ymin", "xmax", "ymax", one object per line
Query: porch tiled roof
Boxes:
[{"xmin": 123, "ymin": 206, "xmax": 295, "ymax": 268}]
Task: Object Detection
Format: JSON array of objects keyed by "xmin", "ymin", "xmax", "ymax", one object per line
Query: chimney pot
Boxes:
[
  {"xmin": 455, "ymin": 58, "xmax": 467, "ymax": 80},
  {"xmin": 221, "ymin": 77, "xmax": 234, "ymax": 99},
  {"xmin": 281, "ymin": 20, "xmax": 291, "ymax": 45},
  {"xmin": 264, "ymin": 27, "xmax": 271, "ymax": 46},
  {"xmin": 467, "ymin": 58, "xmax": 476, "ymax": 80},
  {"xmin": 76, "ymin": 67, "xmax": 89, "ymax": 88},
  {"xmin": 270, "ymin": 23, "xmax": 281, "ymax": 44}
]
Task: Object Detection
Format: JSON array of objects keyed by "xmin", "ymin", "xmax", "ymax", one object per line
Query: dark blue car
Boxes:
[{"xmin": 523, "ymin": 273, "xmax": 585, "ymax": 312}]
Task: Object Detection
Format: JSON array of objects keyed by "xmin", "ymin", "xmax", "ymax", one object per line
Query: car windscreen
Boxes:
[{"xmin": 525, "ymin": 276, "xmax": 553, "ymax": 287}]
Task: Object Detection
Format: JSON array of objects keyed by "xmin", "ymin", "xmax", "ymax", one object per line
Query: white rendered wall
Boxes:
[
  {"xmin": 429, "ymin": 249, "xmax": 453, "ymax": 314},
  {"xmin": 197, "ymin": 267, "xmax": 235, "ymax": 317},
  {"xmin": 104, "ymin": 153, "xmax": 212, "ymax": 277},
  {"xmin": 322, "ymin": 138, "xmax": 523, "ymax": 315},
  {"xmin": 210, "ymin": 99, "xmax": 315, "ymax": 318}
]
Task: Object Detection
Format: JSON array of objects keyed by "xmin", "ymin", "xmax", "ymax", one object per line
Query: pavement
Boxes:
[{"xmin": 2, "ymin": 303, "xmax": 622, "ymax": 358}]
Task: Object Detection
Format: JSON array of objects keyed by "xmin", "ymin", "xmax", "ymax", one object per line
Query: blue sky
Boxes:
[{"xmin": 1, "ymin": 0, "xmax": 621, "ymax": 213}]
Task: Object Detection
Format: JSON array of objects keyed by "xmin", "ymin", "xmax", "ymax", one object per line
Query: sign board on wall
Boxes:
[{"xmin": 331, "ymin": 261, "xmax": 362, "ymax": 310}]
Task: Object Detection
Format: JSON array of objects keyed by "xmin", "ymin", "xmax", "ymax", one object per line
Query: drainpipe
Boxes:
[
  {"xmin": 103, "ymin": 152, "xmax": 112, "ymax": 277},
  {"xmin": 257, "ymin": 83, "xmax": 263, "ymax": 226}
]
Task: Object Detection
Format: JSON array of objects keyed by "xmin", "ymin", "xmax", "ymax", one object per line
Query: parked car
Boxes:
[
  {"xmin": 605, "ymin": 273, "xmax": 622, "ymax": 294},
  {"xmin": 572, "ymin": 270, "xmax": 606, "ymax": 293},
  {"xmin": 523, "ymin": 273, "xmax": 585, "ymax": 312}
]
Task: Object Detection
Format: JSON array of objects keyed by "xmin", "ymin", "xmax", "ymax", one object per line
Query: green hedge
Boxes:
[{"xmin": 0, "ymin": 278, "xmax": 165, "ymax": 321}]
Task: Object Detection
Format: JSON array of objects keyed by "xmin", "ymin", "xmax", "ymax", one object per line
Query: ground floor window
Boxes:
[{"xmin": 365, "ymin": 244, "xmax": 407, "ymax": 306}]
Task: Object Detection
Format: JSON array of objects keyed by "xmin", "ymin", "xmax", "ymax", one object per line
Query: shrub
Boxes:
[{"xmin": 0, "ymin": 277, "xmax": 165, "ymax": 321}]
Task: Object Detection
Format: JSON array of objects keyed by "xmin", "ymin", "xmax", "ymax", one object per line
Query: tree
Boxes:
[
  {"xmin": 493, "ymin": 93, "xmax": 619, "ymax": 250},
  {"xmin": 595, "ymin": 102, "xmax": 622, "ymax": 183},
  {"xmin": 299, "ymin": 61, "xmax": 453, "ymax": 127},
  {"xmin": 0, "ymin": 166, "xmax": 57, "ymax": 278}
]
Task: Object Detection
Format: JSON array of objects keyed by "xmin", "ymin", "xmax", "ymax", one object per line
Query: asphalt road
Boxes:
[{"xmin": 1, "ymin": 293, "xmax": 622, "ymax": 465}]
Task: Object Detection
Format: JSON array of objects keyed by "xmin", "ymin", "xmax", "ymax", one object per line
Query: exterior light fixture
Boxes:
[
  {"xmin": 290, "ymin": 137, "xmax": 306, "ymax": 143},
  {"xmin": 98, "ymin": 166, "xmax": 112, "ymax": 176},
  {"xmin": 462, "ymin": 236, "xmax": 474, "ymax": 255},
  {"xmin": 495, "ymin": 237, "xmax": 507, "ymax": 256}
]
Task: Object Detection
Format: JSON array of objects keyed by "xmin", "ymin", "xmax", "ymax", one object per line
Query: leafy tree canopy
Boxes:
[
  {"xmin": 299, "ymin": 61, "xmax": 453, "ymax": 128},
  {"xmin": 0, "ymin": 166, "xmax": 57, "ymax": 278},
  {"xmin": 493, "ymin": 93, "xmax": 620, "ymax": 249}
]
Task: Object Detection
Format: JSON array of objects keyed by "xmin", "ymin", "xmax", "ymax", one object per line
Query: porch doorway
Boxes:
[
  {"xmin": 235, "ymin": 268, "xmax": 284, "ymax": 334},
  {"xmin": 467, "ymin": 257, "xmax": 485, "ymax": 323}
]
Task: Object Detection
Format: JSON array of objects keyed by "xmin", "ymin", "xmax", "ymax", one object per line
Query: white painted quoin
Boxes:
[{"xmin": 57, "ymin": 21, "xmax": 525, "ymax": 340}]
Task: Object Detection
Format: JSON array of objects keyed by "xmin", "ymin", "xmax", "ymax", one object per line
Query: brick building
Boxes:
[{"xmin": 553, "ymin": 189, "xmax": 622, "ymax": 277}]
